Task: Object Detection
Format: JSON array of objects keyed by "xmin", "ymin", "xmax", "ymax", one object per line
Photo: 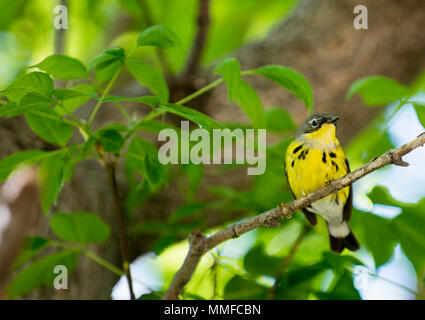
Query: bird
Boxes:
[{"xmin": 283, "ymin": 113, "xmax": 359, "ymax": 253}]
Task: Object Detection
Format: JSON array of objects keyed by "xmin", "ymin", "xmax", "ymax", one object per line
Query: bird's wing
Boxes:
[
  {"xmin": 343, "ymin": 157, "xmax": 353, "ymax": 222},
  {"xmin": 284, "ymin": 158, "xmax": 318, "ymax": 226}
]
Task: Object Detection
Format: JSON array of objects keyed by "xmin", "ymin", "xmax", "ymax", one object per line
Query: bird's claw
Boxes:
[{"xmin": 278, "ymin": 203, "xmax": 292, "ymax": 219}]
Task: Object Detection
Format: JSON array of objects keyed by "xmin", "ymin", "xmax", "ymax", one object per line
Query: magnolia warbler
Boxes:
[{"xmin": 284, "ymin": 113, "xmax": 359, "ymax": 253}]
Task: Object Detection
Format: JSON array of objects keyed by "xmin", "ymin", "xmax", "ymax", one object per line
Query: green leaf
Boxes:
[
  {"xmin": 11, "ymin": 236, "xmax": 49, "ymax": 271},
  {"xmin": 266, "ymin": 107, "xmax": 297, "ymax": 132},
  {"xmin": 100, "ymin": 123, "xmax": 128, "ymax": 132},
  {"xmin": 346, "ymin": 76, "xmax": 409, "ymax": 106},
  {"xmin": 214, "ymin": 57, "xmax": 241, "ymax": 103},
  {"xmin": 413, "ymin": 102, "xmax": 425, "ymax": 128},
  {"xmin": 52, "ymin": 88, "xmax": 88, "ymax": 101},
  {"xmin": 89, "ymin": 47, "xmax": 125, "ymax": 70},
  {"xmin": 367, "ymin": 185, "xmax": 409, "ymax": 207},
  {"xmin": 0, "ymin": 101, "xmax": 18, "ymax": 117},
  {"xmin": 50, "ymin": 211, "xmax": 110, "ymax": 244},
  {"xmin": 139, "ymin": 292, "xmax": 162, "ymax": 300},
  {"xmin": 0, "ymin": 150, "xmax": 47, "ymax": 182},
  {"xmin": 243, "ymin": 245, "xmax": 282, "ymax": 277},
  {"xmin": 38, "ymin": 151, "xmax": 67, "ymax": 214},
  {"xmin": 182, "ymin": 163, "xmax": 203, "ymax": 201},
  {"xmin": 224, "ymin": 275, "xmax": 268, "ymax": 300},
  {"xmin": 169, "ymin": 202, "xmax": 207, "ymax": 223},
  {"xmin": 274, "ymin": 262, "xmax": 328, "ymax": 299},
  {"xmin": 127, "ymin": 60, "xmax": 169, "ymax": 103},
  {"xmin": 233, "ymin": 80, "xmax": 266, "ymax": 128},
  {"xmin": 89, "ymin": 47, "xmax": 125, "ymax": 83},
  {"xmin": 57, "ymin": 84, "xmax": 97, "ymax": 115},
  {"xmin": 393, "ymin": 208, "xmax": 425, "ymax": 273},
  {"xmin": 34, "ymin": 54, "xmax": 87, "ymax": 79},
  {"xmin": 351, "ymin": 210, "xmax": 396, "ymax": 268},
  {"xmin": 136, "ymin": 25, "xmax": 181, "ymax": 49},
  {"xmin": 25, "ymin": 106, "xmax": 73, "ymax": 147},
  {"xmin": 158, "ymin": 103, "xmax": 225, "ymax": 130},
  {"xmin": 253, "ymin": 65, "xmax": 314, "ymax": 110},
  {"xmin": 6, "ymin": 250, "xmax": 77, "ymax": 298},
  {"xmin": 63, "ymin": 140, "xmax": 96, "ymax": 182},
  {"xmin": 97, "ymin": 129, "xmax": 125, "ymax": 153},
  {"xmin": 320, "ymin": 271, "xmax": 360, "ymax": 300},
  {"xmin": 322, "ymin": 251, "xmax": 364, "ymax": 273},
  {"xmin": 0, "ymin": 92, "xmax": 53, "ymax": 118},
  {"xmin": 126, "ymin": 136, "xmax": 166, "ymax": 191},
  {"xmin": 2, "ymin": 72, "xmax": 54, "ymax": 102}
]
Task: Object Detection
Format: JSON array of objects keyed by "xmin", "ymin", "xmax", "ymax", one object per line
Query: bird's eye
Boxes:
[{"xmin": 311, "ymin": 119, "xmax": 318, "ymax": 127}]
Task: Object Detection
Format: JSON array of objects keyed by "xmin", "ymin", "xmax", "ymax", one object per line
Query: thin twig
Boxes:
[
  {"xmin": 54, "ymin": 0, "xmax": 67, "ymax": 54},
  {"xmin": 88, "ymin": 68, "xmax": 121, "ymax": 127},
  {"xmin": 267, "ymin": 224, "xmax": 310, "ymax": 299},
  {"xmin": 105, "ymin": 156, "xmax": 136, "ymax": 300},
  {"xmin": 360, "ymin": 269, "xmax": 419, "ymax": 296},
  {"xmin": 162, "ymin": 132, "xmax": 425, "ymax": 300},
  {"xmin": 139, "ymin": 0, "xmax": 174, "ymax": 76},
  {"xmin": 50, "ymin": 240, "xmax": 124, "ymax": 277},
  {"xmin": 182, "ymin": 0, "xmax": 210, "ymax": 78}
]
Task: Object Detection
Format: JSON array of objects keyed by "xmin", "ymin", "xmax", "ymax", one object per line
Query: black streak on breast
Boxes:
[{"xmin": 293, "ymin": 144, "xmax": 304, "ymax": 154}]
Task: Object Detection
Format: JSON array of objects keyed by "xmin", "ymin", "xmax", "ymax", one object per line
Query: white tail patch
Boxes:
[{"xmin": 328, "ymin": 221, "xmax": 350, "ymax": 238}]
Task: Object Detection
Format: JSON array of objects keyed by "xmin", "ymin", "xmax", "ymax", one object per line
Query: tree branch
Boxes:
[
  {"xmin": 162, "ymin": 132, "xmax": 425, "ymax": 300},
  {"xmin": 182, "ymin": 0, "xmax": 210, "ymax": 78},
  {"xmin": 267, "ymin": 224, "xmax": 311, "ymax": 299},
  {"xmin": 104, "ymin": 155, "xmax": 136, "ymax": 300}
]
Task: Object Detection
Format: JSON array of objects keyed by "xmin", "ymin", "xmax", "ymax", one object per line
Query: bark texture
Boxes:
[
  {"xmin": 1, "ymin": 0, "xmax": 425, "ymax": 299},
  {"xmin": 204, "ymin": 0, "xmax": 425, "ymax": 144}
]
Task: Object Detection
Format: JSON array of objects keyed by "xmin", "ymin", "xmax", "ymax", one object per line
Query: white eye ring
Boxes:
[{"xmin": 311, "ymin": 119, "xmax": 318, "ymax": 127}]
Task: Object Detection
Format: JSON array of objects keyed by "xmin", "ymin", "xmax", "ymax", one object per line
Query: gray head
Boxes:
[{"xmin": 296, "ymin": 113, "xmax": 339, "ymax": 137}]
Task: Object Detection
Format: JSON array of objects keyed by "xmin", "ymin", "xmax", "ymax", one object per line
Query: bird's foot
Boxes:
[
  {"xmin": 278, "ymin": 202, "xmax": 292, "ymax": 219},
  {"xmin": 325, "ymin": 178, "xmax": 335, "ymax": 187}
]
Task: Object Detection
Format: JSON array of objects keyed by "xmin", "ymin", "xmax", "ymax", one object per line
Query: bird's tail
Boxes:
[{"xmin": 328, "ymin": 226, "xmax": 360, "ymax": 254}]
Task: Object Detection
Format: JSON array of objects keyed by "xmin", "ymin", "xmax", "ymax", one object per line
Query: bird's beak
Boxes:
[{"xmin": 327, "ymin": 116, "xmax": 339, "ymax": 124}]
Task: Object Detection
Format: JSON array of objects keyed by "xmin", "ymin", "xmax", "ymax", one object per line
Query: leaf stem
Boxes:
[
  {"xmin": 382, "ymin": 95, "xmax": 412, "ymax": 133},
  {"xmin": 49, "ymin": 240, "xmax": 124, "ymax": 277},
  {"xmin": 88, "ymin": 68, "xmax": 121, "ymax": 127},
  {"xmin": 347, "ymin": 267, "xmax": 419, "ymax": 296},
  {"xmin": 175, "ymin": 78, "xmax": 223, "ymax": 105},
  {"xmin": 83, "ymin": 249, "xmax": 124, "ymax": 277},
  {"xmin": 104, "ymin": 157, "xmax": 136, "ymax": 300},
  {"xmin": 123, "ymin": 108, "xmax": 164, "ymax": 142},
  {"xmin": 174, "ymin": 70, "xmax": 255, "ymax": 106},
  {"xmin": 56, "ymin": 101, "xmax": 91, "ymax": 138},
  {"xmin": 112, "ymin": 101, "xmax": 132, "ymax": 125}
]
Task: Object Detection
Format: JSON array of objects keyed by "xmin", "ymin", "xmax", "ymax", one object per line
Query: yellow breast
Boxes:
[{"xmin": 285, "ymin": 124, "xmax": 349, "ymax": 204}]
